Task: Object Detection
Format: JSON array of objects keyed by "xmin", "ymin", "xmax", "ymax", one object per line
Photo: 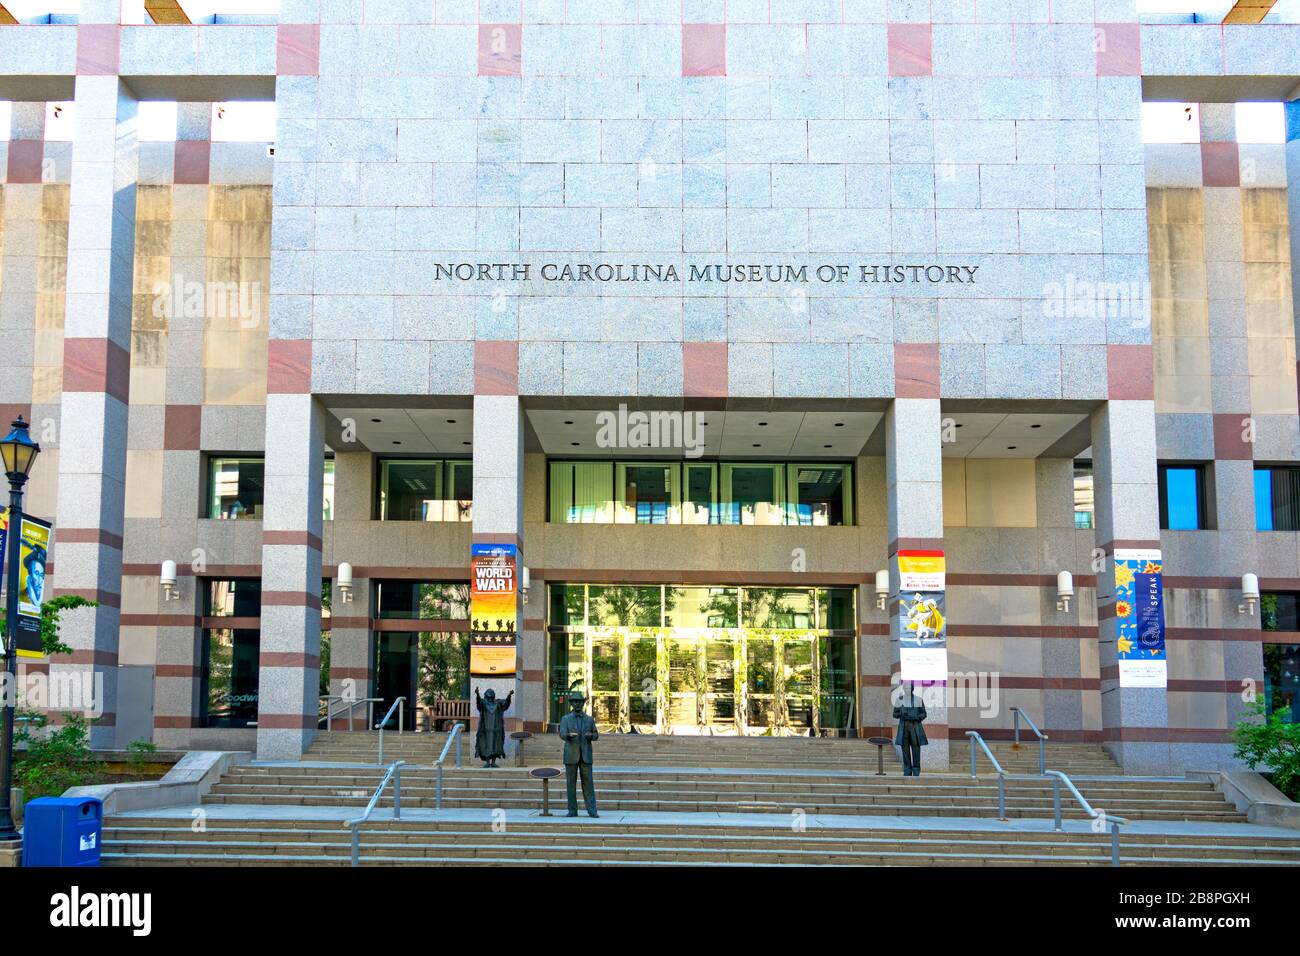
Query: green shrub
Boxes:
[
  {"xmin": 14, "ymin": 712, "xmax": 100, "ymax": 801},
  {"xmin": 1232, "ymin": 701, "xmax": 1300, "ymax": 800},
  {"xmin": 126, "ymin": 738, "xmax": 159, "ymax": 771}
]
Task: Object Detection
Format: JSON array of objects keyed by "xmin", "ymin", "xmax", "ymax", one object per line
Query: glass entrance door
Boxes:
[{"xmin": 374, "ymin": 633, "xmax": 418, "ymax": 730}]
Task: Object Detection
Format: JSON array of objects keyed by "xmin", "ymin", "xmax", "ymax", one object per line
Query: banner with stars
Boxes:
[
  {"xmin": 1114, "ymin": 548, "xmax": 1167, "ymax": 688},
  {"xmin": 469, "ymin": 543, "xmax": 518, "ymax": 676}
]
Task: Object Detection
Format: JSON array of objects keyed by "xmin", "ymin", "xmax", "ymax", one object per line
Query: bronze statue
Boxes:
[
  {"xmin": 557, "ymin": 690, "xmax": 598, "ymax": 817},
  {"xmin": 474, "ymin": 686, "xmax": 513, "ymax": 768},
  {"xmin": 892, "ymin": 682, "xmax": 928, "ymax": 776}
]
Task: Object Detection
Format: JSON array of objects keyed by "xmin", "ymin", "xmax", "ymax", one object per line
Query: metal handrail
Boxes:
[
  {"xmin": 1010, "ymin": 706, "xmax": 1049, "ymax": 775},
  {"xmin": 434, "ymin": 723, "xmax": 464, "ymax": 810},
  {"xmin": 375, "ymin": 696, "xmax": 406, "ymax": 766},
  {"xmin": 1044, "ymin": 770, "xmax": 1129, "ymax": 866},
  {"xmin": 965, "ymin": 731, "xmax": 1008, "ymax": 820},
  {"xmin": 342, "ymin": 759, "xmax": 404, "ymax": 867},
  {"xmin": 319, "ymin": 695, "xmax": 382, "ymax": 731}
]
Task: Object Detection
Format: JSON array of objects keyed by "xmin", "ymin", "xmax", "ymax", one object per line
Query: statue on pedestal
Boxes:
[
  {"xmin": 893, "ymin": 682, "xmax": 928, "ymax": 777},
  {"xmin": 474, "ymin": 687, "xmax": 513, "ymax": 768},
  {"xmin": 557, "ymin": 690, "xmax": 599, "ymax": 817}
]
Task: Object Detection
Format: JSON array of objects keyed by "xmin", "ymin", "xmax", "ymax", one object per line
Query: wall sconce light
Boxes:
[
  {"xmin": 875, "ymin": 568, "xmax": 889, "ymax": 611},
  {"xmin": 1056, "ymin": 571, "xmax": 1074, "ymax": 613},
  {"xmin": 1239, "ymin": 572, "xmax": 1259, "ymax": 615},
  {"xmin": 160, "ymin": 560, "xmax": 179, "ymax": 602},
  {"xmin": 521, "ymin": 566, "xmax": 531, "ymax": 602},
  {"xmin": 337, "ymin": 562, "xmax": 355, "ymax": 604}
]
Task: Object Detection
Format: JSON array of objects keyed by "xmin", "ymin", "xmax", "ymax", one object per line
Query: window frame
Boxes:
[{"xmin": 1158, "ymin": 462, "xmax": 1209, "ymax": 531}]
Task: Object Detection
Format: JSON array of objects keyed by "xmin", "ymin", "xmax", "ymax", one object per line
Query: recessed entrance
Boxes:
[{"xmin": 548, "ymin": 584, "xmax": 857, "ymax": 736}]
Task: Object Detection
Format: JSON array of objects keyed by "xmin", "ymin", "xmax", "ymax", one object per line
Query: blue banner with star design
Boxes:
[{"xmin": 1114, "ymin": 548, "xmax": 1167, "ymax": 688}]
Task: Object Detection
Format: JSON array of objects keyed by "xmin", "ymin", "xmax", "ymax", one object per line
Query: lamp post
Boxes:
[{"xmin": 0, "ymin": 416, "xmax": 41, "ymax": 842}]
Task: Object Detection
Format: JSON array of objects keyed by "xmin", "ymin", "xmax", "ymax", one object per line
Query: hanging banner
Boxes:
[
  {"xmin": 0, "ymin": 510, "xmax": 51, "ymax": 659},
  {"xmin": 469, "ymin": 542, "xmax": 518, "ymax": 676},
  {"xmin": 898, "ymin": 590, "xmax": 947, "ymax": 681},
  {"xmin": 1114, "ymin": 548, "xmax": 1167, "ymax": 688},
  {"xmin": 897, "ymin": 549, "xmax": 945, "ymax": 591}
]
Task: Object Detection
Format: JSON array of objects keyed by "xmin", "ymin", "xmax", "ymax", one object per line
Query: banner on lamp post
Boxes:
[
  {"xmin": 469, "ymin": 542, "xmax": 518, "ymax": 676},
  {"xmin": 0, "ymin": 510, "xmax": 51, "ymax": 659},
  {"xmin": 896, "ymin": 550, "xmax": 947, "ymax": 682},
  {"xmin": 1114, "ymin": 548, "xmax": 1167, "ymax": 688}
]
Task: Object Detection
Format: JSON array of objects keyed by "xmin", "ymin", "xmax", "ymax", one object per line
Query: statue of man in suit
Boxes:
[
  {"xmin": 557, "ymin": 690, "xmax": 599, "ymax": 817},
  {"xmin": 893, "ymin": 682, "xmax": 928, "ymax": 777}
]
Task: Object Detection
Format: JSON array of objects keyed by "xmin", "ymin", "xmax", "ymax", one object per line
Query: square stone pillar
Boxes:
[
  {"xmin": 885, "ymin": 397, "xmax": 948, "ymax": 770},
  {"xmin": 470, "ymin": 392, "xmax": 525, "ymax": 752},
  {"xmin": 255, "ymin": 392, "xmax": 324, "ymax": 759},
  {"xmin": 50, "ymin": 75, "xmax": 138, "ymax": 749},
  {"xmin": 324, "ymin": 450, "xmax": 372, "ymax": 729},
  {"xmin": 1091, "ymin": 398, "xmax": 1171, "ymax": 773}
]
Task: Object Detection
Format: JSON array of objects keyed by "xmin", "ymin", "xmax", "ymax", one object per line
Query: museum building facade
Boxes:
[{"xmin": 1, "ymin": 1, "xmax": 1299, "ymax": 773}]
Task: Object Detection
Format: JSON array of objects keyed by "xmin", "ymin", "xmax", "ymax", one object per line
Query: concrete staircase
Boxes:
[
  {"xmin": 305, "ymin": 731, "xmax": 457, "ymax": 764},
  {"xmin": 203, "ymin": 764, "xmax": 1246, "ymax": 823},
  {"xmin": 947, "ymin": 739, "xmax": 1122, "ymax": 776},
  {"xmin": 306, "ymin": 730, "xmax": 1123, "ymax": 778},
  {"xmin": 100, "ymin": 815, "xmax": 1300, "ymax": 867}
]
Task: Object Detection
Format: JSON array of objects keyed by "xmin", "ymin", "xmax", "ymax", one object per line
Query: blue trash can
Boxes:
[{"xmin": 23, "ymin": 797, "xmax": 103, "ymax": 867}]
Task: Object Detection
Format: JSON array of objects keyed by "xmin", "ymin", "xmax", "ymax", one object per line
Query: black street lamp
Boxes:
[{"xmin": 0, "ymin": 416, "xmax": 40, "ymax": 842}]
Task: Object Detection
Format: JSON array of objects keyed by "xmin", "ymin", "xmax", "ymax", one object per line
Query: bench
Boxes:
[{"xmin": 424, "ymin": 698, "xmax": 471, "ymax": 732}]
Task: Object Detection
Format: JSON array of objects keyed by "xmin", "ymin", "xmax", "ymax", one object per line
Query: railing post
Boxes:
[
  {"xmin": 399, "ymin": 697, "xmax": 405, "ymax": 735},
  {"xmin": 997, "ymin": 775, "xmax": 1006, "ymax": 821},
  {"xmin": 969, "ymin": 735, "xmax": 977, "ymax": 778},
  {"xmin": 1037, "ymin": 735, "xmax": 1045, "ymax": 776},
  {"xmin": 1052, "ymin": 777, "xmax": 1062, "ymax": 831},
  {"xmin": 350, "ymin": 826, "xmax": 359, "ymax": 867},
  {"xmin": 394, "ymin": 765, "xmax": 402, "ymax": 820},
  {"xmin": 436, "ymin": 764, "xmax": 444, "ymax": 810},
  {"xmin": 1012, "ymin": 708, "xmax": 1020, "ymax": 746},
  {"xmin": 1110, "ymin": 821, "xmax": 1120, "ymax": 867},
  {"xmin": 456, "ymin": 727, "xmax": 463, "ymax": 768},
  {"xmin": 378, "ymin": 723, "xmax": 385, "ymax": 766}
]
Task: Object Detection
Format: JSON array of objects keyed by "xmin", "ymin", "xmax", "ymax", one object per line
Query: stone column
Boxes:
[
  {"xmin": 470, "ymin": 345, "xmax": 524, "ymax": 754},
  {"xmin": 325, "ymin": 450, "xmax": 372, "ymax": 730},
  {"xmin": 50, "ymin": 74, "xmax": 137, "ymax": 749},
  {"xmin": 1091, "ymin": 395, "xmax": 1171, "ymax": 773},
  {"xmin": 255, "ymin": 389, "xmax": 324, "ymax": 759},
  {"xmin": 884, "ymin": 391, "xmax": 948, "ymax": 770}
]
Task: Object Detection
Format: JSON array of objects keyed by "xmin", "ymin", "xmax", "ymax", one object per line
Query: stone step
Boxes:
[
  {"xmin": 199, "ymin": 793, "xmax": 1244, "ymax": 822},
  {"xmin": 101, "ymin": 824, "xmax": 1300, "ymax": 860}
]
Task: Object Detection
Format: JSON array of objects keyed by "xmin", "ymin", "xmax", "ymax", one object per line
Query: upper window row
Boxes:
[
  {"xmin": 209, "ymin": 456, "xmax": 472, "ymax": 522},
  {"xmin": 547, "ymin": 460, "xmax": 855, "ymax": 527},
  {"xmin": 1077, "ymin": 462, "xmax": 1300, "ymax": 532}
]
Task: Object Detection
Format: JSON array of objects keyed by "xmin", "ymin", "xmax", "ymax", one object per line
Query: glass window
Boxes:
[
  {"xmin": 547, "ymin": 459, "xmax": 854, "ymax": 526},
  {"xmin": 1255, "ymin": 466, "xmax": 1300, "ymax": 531},
  {"xmin": 322, "ymin": 458, "xmax": 335, "ymax": 521},
  {"xmin": 789, "ymin": 464, "xmax": 852, "ymax": 526},
  {"xmin": 1159, "ymin": 464, "xmax": 1207, "ymax": 530},
  {"xmin": 549, "ymin": 461, "xmax": 614, "ymax": 523},
  {"xmin": 548, "ymin": 584, "xmax": 586, "ymax": 627},
  {"xmin": 201, "ymin": 578, "xmax": 261, "ymax": 728},
  {"xmin": 1073, "ymin": 461, "xmax": 1094, "ymax": 530},
  {"xmin": 617, "ymin": 463, "xmax": 678, "ymax": 524},
  {"xmin": 380, "ymin": 460, "xmax": 441, "ymax": 520},
  {"xmin": 446, "ymin": 460, "xmax": 473, "ymax": 522},
  {"xmin": 666, "ymin": 586, "xmax": 738, "ymax": 628},
  {"xmin": 742, "ymin": 588, "xmax": 815, "ymax": 629},
  {"xmin": 1264, "ymin": 643, "xmax": 1299, "ymax": 723},
  {"xmin": 817, "ymin": 587, "xmax": 856, "ymax": 631},
  {"xmin": 209, "ymin": 457, "xmax": 264, "ymax": 519},
  {"xmin": 1262, "ymin": 593, "xmax": 1300, "ymax": 633},
  {"xmin": 682, "ymin": 463, "xmax": 717, "ymax": 525},
  {"xmin": 587, "ymin": 585, "xmax": 662, "ymax": 627},
  {"xmin": 374, "ymin": 580, "xmax": 470, "ymax": 620},
  {"xmin": 721, "ymin": 463, "xmax": 785, "ymax": 525}
]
